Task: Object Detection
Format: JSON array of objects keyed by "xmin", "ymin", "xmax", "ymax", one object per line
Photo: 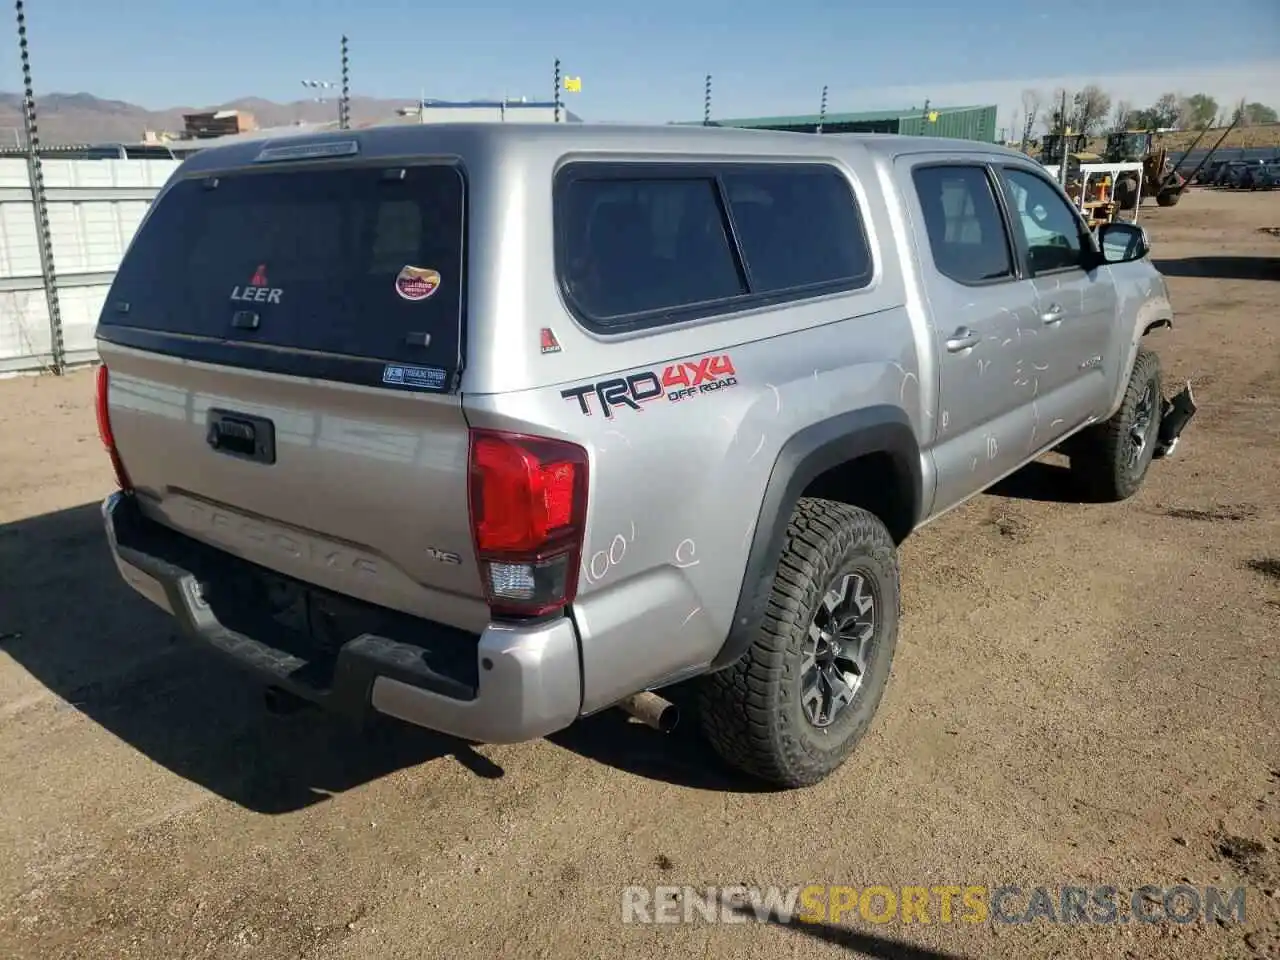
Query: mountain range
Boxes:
[{"xmin": 0, "ymin": 92, "xmax": 427, "ymax": 145}]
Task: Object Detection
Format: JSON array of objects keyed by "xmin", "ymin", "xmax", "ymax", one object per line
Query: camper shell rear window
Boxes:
[{"xmin": 97, "ymin": 161, "xmax": 467, "ymax": 392}]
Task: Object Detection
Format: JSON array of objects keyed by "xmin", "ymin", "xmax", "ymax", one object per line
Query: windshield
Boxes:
[{"xmin": 1111, "ymin": 133, "xmax": 1148, "ymax": 160}]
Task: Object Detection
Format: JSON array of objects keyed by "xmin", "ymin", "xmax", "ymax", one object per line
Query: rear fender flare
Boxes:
[{"xmin": 710, "ymin": 405, "xmax": 922, "ymax": 671}]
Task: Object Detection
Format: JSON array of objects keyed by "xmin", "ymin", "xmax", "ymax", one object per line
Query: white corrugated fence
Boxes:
[{"xmin": 0, "ymin": 157, "xmax": 180, "ymax": 375}]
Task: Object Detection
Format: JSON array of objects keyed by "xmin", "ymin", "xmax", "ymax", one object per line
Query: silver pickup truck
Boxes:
[{"xmin": 93, "ymin": 124, "xmax": 1194, "ymax": 788}]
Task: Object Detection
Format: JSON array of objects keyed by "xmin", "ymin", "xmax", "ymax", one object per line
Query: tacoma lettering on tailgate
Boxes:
[{"xmin": 175, "ymin": 500, "xmax": 379, "ymax": 577}]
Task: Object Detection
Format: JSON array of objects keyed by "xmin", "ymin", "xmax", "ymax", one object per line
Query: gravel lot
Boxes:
[{"xmin": 1, "ymin": 188, "xmax": 1277, "ymax": 960}]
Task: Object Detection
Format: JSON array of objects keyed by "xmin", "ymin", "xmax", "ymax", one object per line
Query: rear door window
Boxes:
[
  {"xmin": 911, "ymin": 165, "xmax": 1015, "ymax": 284},
  {"xmin": 100, "ymin": 162, "xmax": 466, "ymax": 389}
]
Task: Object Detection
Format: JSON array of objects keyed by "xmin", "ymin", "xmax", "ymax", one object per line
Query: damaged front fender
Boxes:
[{"xmin": 1105, "ymin": 267, "xmax": 1174, "ymax": 419}]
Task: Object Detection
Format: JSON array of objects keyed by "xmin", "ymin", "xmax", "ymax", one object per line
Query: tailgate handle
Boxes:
[{"xmin": 206, "ymin": 410, "xmax": 277, "ymax": 465}]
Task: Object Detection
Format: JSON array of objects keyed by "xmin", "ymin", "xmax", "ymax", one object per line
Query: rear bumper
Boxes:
[{"xmin": 101, "ymin": 492, "xmax": 582, "ymax": 743}]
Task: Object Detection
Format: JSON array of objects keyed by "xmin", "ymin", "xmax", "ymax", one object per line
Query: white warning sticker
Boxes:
[{"xmin": 382, "ymin": 364, "xmax": 447, "ymax": 391}]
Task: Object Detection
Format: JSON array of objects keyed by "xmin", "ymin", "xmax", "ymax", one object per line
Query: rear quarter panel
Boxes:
[
  {"xmin": 465, "ymin": 306, "xmax": 922, "ymax": 713},
  {"xmin": 462, "ymin": 141, "xmax": 927, "ymax": 714}
]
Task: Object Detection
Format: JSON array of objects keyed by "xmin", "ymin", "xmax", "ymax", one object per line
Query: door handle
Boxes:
[
  {"xmin": 945, "ymin": 328, "xmax": 980, "ymax": 353},
  {"xmin": 1041, "ymin": 304, "xmax": 1064, "ymax": 325},
  {"xmin": 206, "ymin": 409, "xmax": 277, "ymax": 464}
]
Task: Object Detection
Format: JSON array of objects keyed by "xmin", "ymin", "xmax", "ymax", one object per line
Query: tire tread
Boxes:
[
  {"xmin": 698, "ymin": 498, "xmax": 899, "ymax": 788},
  {"xmin": 1070, "ymin": 347, "xmax": 1162, "ymax": 502}
]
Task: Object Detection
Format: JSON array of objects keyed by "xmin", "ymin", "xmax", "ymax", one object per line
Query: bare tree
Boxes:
[
  {"xmin": 1071, "ymin": 84, "xmax": 1112, "ymax": 135},
  {"xmin": 1111, "ymin": 100, "xmax": 1134, "ymax": 132},
  {"xmin": 1180, "ymin": 93, "xmax": 1217, "ymax": 128},
  {"xmin": 1019, "ymin": 89, "xmax": 1043, "ymax": 149},
  {"xmin": 1150, "ymin": 92, "xmax": 1181, "ymax": 128},
  {"xmin": 1243, "ymin": 102, "xmax": 1278, "ymax": 125},
  {"xmin": 1020, "ymin": 89, "xmax": 1043, "ymax": 129}
]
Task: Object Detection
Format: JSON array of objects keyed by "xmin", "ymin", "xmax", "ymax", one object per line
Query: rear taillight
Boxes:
[
  {"xmin": 467, "ymin": 429, "xmax": 589, "ymax": 618},
  {"xmin": 95, "ymin": 364, "xmax": 133, "ymax": 492}
]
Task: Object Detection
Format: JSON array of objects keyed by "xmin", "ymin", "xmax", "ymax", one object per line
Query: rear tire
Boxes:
[
  {"xmin": 1156, "ymin": 190, "xmax": 1181, "ymax": 207},
  {"xmin": 1069, "ymin": 348, "xmax": 1163, "ymax": 502},
  {"xmin": 697, "ymin": 499, "xmax": 900, "ymax": 788}
]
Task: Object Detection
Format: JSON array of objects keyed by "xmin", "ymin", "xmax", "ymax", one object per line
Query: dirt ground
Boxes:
[{"xmin": 1, "ymin": 189, "xmax": 1277, "ymax": 960}]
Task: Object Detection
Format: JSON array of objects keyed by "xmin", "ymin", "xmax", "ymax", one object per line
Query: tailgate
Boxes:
[
  {"xmin": 101, "ymin": 347, "xmax": 486, "ymax": 632},
  {"xmin": 95, "ymin": 148, "xmax": 488, "ymax": 632}
]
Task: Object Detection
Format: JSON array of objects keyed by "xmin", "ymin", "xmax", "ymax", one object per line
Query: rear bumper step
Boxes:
[{"xmin": 101, "ymin": 492, "xmax": 583, "ymax": 743}]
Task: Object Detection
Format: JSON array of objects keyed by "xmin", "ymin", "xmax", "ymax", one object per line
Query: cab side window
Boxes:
[
  {"xmin": 911, "ymin": 165, "xmax": 1014, "ymax": 285},
  {"xmin": 1000, "ymin": 168, "xmax": 1087, "ymax": 274},
  {"xmin": 555, "ymin": 162, "xmax": 874, "ymax": 331}
]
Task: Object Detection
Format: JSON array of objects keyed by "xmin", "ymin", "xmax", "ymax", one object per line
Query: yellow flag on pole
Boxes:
[{"xmin": 564, "ymin": 76, "xmax": 582, "ymax": 93}]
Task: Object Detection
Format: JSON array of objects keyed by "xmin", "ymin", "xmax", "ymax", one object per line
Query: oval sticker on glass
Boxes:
[{"xmin": 395, "ymin": 266, "xmax": 441, "ymax": 302}]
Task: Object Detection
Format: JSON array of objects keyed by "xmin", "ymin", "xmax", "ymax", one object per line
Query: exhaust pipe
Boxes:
[
  {"xmin": 618, "ymin": 691, "xmax": 680, "ymax": 733},
  {"xmin": 1154, "ymin": 381, "xmax": 1197, "ymax": 460}
]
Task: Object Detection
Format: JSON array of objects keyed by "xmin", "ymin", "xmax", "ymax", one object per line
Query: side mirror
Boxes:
[{"xmin": 1096, "ymin": 222, "xmax": 1150, "ymax": 264}]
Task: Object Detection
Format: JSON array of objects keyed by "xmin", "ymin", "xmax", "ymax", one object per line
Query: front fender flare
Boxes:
[{"xmin": 1107, "ymin": 298, "xmax": 1173, "ymax": 418}]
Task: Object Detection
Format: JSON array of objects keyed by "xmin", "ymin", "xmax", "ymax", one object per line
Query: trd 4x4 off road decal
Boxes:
[{"xmin": 560, "ymin": 354, "xmax": 738, "ymax": 418}]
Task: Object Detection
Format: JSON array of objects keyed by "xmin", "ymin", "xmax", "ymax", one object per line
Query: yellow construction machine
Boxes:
[{"xmin": 1104, "ymin": 131, "xmax": 1184, "ymax": 209}]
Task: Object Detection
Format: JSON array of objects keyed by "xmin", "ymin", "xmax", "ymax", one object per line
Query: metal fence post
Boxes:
[
  {"xmin": 553, "ymin": 59, "xmax": 561, "ymax": 123},
  {"xmin": 15, "ymin": 0, "xmax": 64, "ymax": 374},
  {"xmin": 339, "ymin": 34, "xmax": 350, "ymax": 130}
]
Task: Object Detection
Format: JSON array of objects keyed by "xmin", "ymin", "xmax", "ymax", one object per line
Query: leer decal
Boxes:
[
  {"xmin": 395, "ymin": 266, "xmax": 441, "ymax": 302},
  {"xmin": 540, "ymin": 327, "xmax": 562, "ymax": 355},
  {"xmin": 230, "ymin": 263, "xmax": 283, "ymax": 304},
  {"xmin": 560, "ymin": 353, "xmax": 737, "ymax": 418}
]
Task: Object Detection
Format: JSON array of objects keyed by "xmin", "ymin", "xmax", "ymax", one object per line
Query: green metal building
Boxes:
[{"xmin": 687, "ymin": 104, "xmax": 998, "ymax": 143}]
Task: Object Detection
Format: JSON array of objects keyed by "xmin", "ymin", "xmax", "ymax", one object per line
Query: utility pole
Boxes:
[
  {"xmin": 14, "ymin": 0, "xmax": 64, "ymax": 374},
  {"xmin": 1058, "ymin": 89, "xmax": 1069, "ymax": 184}
]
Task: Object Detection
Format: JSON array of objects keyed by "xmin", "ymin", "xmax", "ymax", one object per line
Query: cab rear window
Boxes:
[{"xmin": 99, "ymin": 162, "xmax": 466, "ymax": 391}]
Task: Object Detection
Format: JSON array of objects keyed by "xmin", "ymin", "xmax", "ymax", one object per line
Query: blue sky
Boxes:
[{"xmin": 15, "ymin": 0, "xmax": 1280, "ymax": 128}]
